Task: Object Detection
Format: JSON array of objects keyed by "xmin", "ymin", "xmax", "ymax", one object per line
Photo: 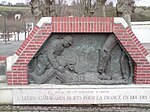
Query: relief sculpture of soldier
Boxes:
[
  {"xmin": 28, "ymin": 34, "xmax": 133, "ymax": 84},
  {"xmin": 98, "ymin": 34, "xmax": 117, "ymax": 80},
  {"xmin": 98, "ymin": 34, "xmax": 133, "ymax": 83},
  {"xmin": 28, "ymin": 35, "xmax": 75, "ymax": 84}
]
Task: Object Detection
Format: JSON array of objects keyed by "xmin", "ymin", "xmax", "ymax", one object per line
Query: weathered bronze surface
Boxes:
[{"xmin": 28, "ymin": 33, "xmax": 134, "ymax": 84}]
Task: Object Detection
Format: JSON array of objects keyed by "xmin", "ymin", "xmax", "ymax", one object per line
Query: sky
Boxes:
[
  {"xmin": 107, "ymin": 0, "xmax": 150, "ymax": 7},
  {"xmin": 0, "ymin": 0, "xmax": 150, "ymax": 6},
  {"xmin": 136, "ymin": 0, "xmax": 150, "ymax": 6},
  {"xmin": 0, "ymin": 0, "xmax": 26, "ymax": 4}
]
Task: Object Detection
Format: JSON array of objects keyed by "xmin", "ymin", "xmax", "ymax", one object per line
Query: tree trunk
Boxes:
[
  {"xmin": 30, "ymin": 0, "xmax": 42, "ymax": 19},
  {"xmin": 94, "ymin": 0, "xmax": 107, "ymax": 17},
  {"xmin": 30, "ymin": 0, "xmax": 56, "ymax": 20},
  {"xmin": 102, "ymin": 5, "xmax": 106, "ymax": 17},
  {"xmin": 7, "ymin": 31, "xmax": 10, "ymax": 41},
  {"xmin": 14, "ymin": 32, "xmax": 16, "ymax": 41},
  {"xmin": 25, "ymin": 30, "xmax": 27, "ymax": 39},
  {"xmin": 116, "ymin": 0, "xmax": 135, "ymax": 26},
  {"xmin": 17, "ymin": 31, "xmax": 19, "ymax": 41},
  {"xmin": 122, "ymin": 14, "xmax": 131, "ymax": 26}
]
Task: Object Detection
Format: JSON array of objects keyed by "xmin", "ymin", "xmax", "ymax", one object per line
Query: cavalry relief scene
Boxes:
[{"xmin": 28, "ymin": 33, "xmax": 134, "ymax": 85}]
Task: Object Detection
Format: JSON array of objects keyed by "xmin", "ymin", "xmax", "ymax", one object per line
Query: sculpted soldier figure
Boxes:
[
  {"xmin": 28, "ymin": 33, "xmax": 133, "ymax": 84},
  {"xmin": 28, "ymin": 35, "xmax": 73, "ymax": 84},
  {"xmin": 98, "ymin": 34, "xmax": 117, "ymax": 80},
  {"xmin": 98, "ymin": 34, "xmax": 133, "ymax": 82}
]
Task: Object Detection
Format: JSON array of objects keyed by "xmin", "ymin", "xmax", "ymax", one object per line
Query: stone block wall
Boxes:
[{"xmin": 6, "ymin": 17, "xmax": 150, "ymax": 85}]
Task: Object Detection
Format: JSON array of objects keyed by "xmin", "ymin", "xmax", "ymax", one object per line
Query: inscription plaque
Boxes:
[{"xmin": 13, "ymin": 85, "xmax": 150, "ymax": 104}]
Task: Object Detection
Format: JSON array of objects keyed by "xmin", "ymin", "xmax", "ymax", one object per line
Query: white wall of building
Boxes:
[{"xmin": 131, "ymin": 21, "xmax": 150, "ymax": 43}]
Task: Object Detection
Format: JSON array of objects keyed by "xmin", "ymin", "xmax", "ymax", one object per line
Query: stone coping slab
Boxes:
[{"xmin": 1, "ymin": 84, "xmax": 150, "ymax": 89}]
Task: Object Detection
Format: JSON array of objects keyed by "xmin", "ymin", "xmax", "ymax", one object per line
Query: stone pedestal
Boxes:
[{"xmin": 1, "ymin": 85, "xmax": 150, "ymax": 105}]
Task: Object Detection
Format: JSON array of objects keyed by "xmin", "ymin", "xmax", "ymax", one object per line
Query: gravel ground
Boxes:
[{"xmin": 0, "ymin": 105, "xmax": 150, "ymax": 112}]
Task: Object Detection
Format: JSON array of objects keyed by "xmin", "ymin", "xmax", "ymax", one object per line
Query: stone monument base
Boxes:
[{"xmin": 1, "ymin": 85, "xmax": 150, "ymax": 105}]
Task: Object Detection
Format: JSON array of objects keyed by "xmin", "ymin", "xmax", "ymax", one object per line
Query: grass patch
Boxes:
[{"xmin": 0, "ymin": 6, "xmax": 30, "ymax": 11}]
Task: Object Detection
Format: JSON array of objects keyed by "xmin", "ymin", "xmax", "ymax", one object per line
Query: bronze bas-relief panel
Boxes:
[{"xmin": 28, "ymin": 33, "xmax": 134, "ymax": 85}]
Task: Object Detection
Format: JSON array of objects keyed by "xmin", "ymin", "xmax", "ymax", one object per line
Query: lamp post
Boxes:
[{"xmin": 0, "ymin": 12, "xmax": 8, "ymax": 43}]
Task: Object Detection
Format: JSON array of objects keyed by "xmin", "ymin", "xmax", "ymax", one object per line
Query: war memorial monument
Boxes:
[{"xmin": 0, "ymin": 17, "xmax": 150, "ymax": 111}]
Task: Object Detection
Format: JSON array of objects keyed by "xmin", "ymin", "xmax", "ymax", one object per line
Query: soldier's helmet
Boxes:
[{"xmin": 63, "ymin": 35, "xmax": 73, "ymax": 45}]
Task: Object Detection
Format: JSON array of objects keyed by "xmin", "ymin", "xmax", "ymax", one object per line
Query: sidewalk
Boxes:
[{"xmin": 0, "ymin": 41, "xmax": 23, "ymax": 56}]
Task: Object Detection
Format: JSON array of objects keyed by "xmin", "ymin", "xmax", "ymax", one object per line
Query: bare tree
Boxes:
[
  {"xmin": 71, "ymin": 0, "xmax": 107, "ymax": 17},
  {"xmin": 56, "ymin": 0, "xmax": 67, "ymax": 16},
  {"xmin": 116, "ymin": 0, "xmax": 135, "ymax": 26},
  {"xmin": 30, "ymin": 0, "xmax": 56, "ymax": 20},
  {"xmin": 1, "ymin": 1, "xmax": 7, "ymax": 5},
  {"xmin": 94, "ymin": 0, "xmax": 107, "ymax": 17},
  {"xmin": 30, "ymin": 0, "xmax": 69, "ymax": 19},
  {"xmin": 108, "ymin": 1, "xmax": 114, "ymax": 7},
  {"xmin": 30, "ymin": 0, "xmax": 138, "ymax": 19},
  {"xmin": 25, "ymin": 0, "xmax": 31, "ymax": 5},
  {"xmin": 71, "ymin": 0, "xmax": 85, "ymax": 16},
  {"xmin": 30, "ymin": 0, "xmax": 110, "ymax": 17}
]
